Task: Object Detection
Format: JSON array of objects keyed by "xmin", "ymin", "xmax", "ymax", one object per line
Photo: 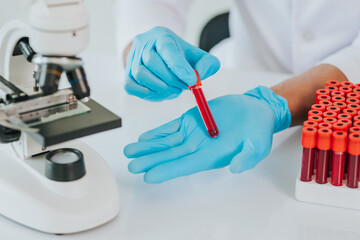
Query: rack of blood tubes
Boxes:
[{"xmin": 295, "ymin": 80, "xmax": 360, "ymax": 209}]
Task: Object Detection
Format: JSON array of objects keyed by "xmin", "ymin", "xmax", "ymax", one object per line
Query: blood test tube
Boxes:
[
  {"xmin": 323, "ymin": 117, "xmax": 337, "ymax": 125},
  {"xmin": 355, "ymin": 83, "xmax": 360, "ymax": 88},
  {"xmin": 318, "ymin": 122, "xmax": 332, "ymax": 130},
  {"xmin": 346, "ymin": 98, "xmax": 360, "ymax": 105},
  {"xmin": 332, "ymin": 102, "xmax": 347, "ymax": 111},
  {"xmin": 353, "ymin": 122, "xmax": 360, "ymax": 128},
  {"xmin": 325, "ymin": 85, "xmax": 338, "ymax": 93},
  {"xmin": 338, "ymin": 119, "xmax": 352, "ymax": 129},
  {"xmin": 330, "ymin": 91, "xmax": 345, "ymax": 98},
  {"xmin": 347, "ymin": 133, "xmax": 360, "ymax": 188},
  {"xmin": 319, "ymin": 100, "xmax": 332, "ymax": 107},
  {"xmin": 323, "ymin": 111, "xmax": 337, "ymax": 119},
  {"xmin": 349, "ymin": 127, "xmax": 360, "ymax": 134},
  {"xmin": 311, "ymin": 104, "xmax": 326, "ymax": 112},
  {"xmin": 316, "ymin": 128, "xmax": 332, "ymax": 184},
  {"xmin": 309, "ymin": 115, "xmax": 323, "ymax": 124},
  {"xmin": 347, "ymin": 103, "xmax": 360, "ymax": 112},
  {"xmin": 339, "ymin": 86, "xmax": 352, "ymax": 94},
  {"xmin": 354, "ymin": 115, "xmax": 360, "ymax": 122},
  {"xmin": 308, "ymin": 110, "xmax": 323, "ymax": 118},
  {"xmin": 337, "ymin": 113, "xmax": 352, "ymax": 120},
  {"xmin": 333, "ymin": 122, "xmax": 348, "ymax": 132},
  {"xmin": 316, "ymin": 89, "xmax": 330, "ymax": 97},
  {"xmin": 341, "ymin": 81, "xmax": 354, "ymax": 89},
  {"xmin": 343, "ymin": 109, "xmax": 357, "ymax": 118},
  {"xmin": 353, "ymin": 87, "xmax": 360, "ymax": 95},
  {"xmin": 326, "ymin": 80, "xmax": 340, "ymax": 87},
  {"xmin": 317, "ymin": 94, "xmax": 331, "ymax": 104},
  {"xmin": 326, "ymin": 106, "xmax": 341, "ymax": 114},
  {"xmin": 189, "ymin": 70, "xmax": 219, "ymax": 138},
  {"xmin": 331, "ymin": 131, "xmax": 347, "ymax": 186},
  {"xmin": 347, "ymin": 92, "xmax": 360, "ymax": 100},
  {"xmin": 303, "ymin": 120, "xmax": 318, "ymax": 128},
  {"xmin": 332, "ymin": 96, "xmax": 345, "ymax": 103},
  {"xmin": 300, "ymin": 127, "xmax": 317, "ymax": 182}
]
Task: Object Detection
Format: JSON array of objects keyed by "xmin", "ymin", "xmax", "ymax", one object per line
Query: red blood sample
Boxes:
[
  {"xmin": 332, "ymin": 96, "xmax": 345, "ymax": 103},
  {"xmin": 331, "ymin": 131, "xmax": 347, "ymax": 186},
  {"xmin": 333, "ymin": 102, "xmax": 347, "ymax": 111},
  {"xmin": 189, "ymin": 70, "xmax": 219, "ymax": 138},
  {"xmin": 316, "ymin": 128, "xmax": 332, "ymax": 184},
  {"xmin": 347, "ymin": 92, "xmax": 360, "ymax": 100},
  {"xmin": 326, "ymin": 106, "xmax": 341, "ymax": 114},
  {"xmin": 331, "ymin": 91, "xmax": 345, "ymax": 97},
  {"xmin": 347, "ymin": 133, "xmax": 360, "ymax": 188},
  {"xmin": 323, "ymin": 111, "xmax": 337, "ymax": 119},
  {"xmin": 317, "ymin": 94, "xmax": 331, "ymax": 104},
  {"xmin": 341, "ymin": 81, "xmax": 354, "ymax": 89},
  {"xmin": 311, "ymin": 104, "xmax": 326, "ymax": 112},
  {"xmin": 326, "ymin": 80, "xmax": 340, "ymax": 87},
  {"xmin": 300, "ymin": 127, "xmax": 317, "ymax": 182},
  {"xmin": 346, "ymin": 98, "xmax": 360, "ymax": 105},
  {"xmin": 303, "ymin": 120, "xmax": 318, "ymax": 128},
  {"xmin": 319, "ymin": 100, "xmax": 332, "ymax": 107}
]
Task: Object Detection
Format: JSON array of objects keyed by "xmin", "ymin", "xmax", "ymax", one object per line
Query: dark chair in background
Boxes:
[{"xmin": 199, "ymin": 12, "xmax": 230, "ymax": 52}]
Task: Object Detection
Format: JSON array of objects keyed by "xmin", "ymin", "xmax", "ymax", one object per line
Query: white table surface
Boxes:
[{"xmin": 2, "ymin": 53, "xmax": 360, "ymax": 240}]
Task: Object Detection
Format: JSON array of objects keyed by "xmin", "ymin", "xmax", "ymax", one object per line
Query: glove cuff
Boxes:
[{"xmin": 244, "ymin": 86, "xmax": 292, "ymax": 133}]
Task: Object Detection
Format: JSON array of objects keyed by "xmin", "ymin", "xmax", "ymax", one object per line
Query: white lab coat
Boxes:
[{"xmin": 115, "ymin": 0, "xmax": 360, "ymax": 83}]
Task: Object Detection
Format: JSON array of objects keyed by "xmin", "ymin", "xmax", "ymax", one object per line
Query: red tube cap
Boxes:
[
  {"xmin": 309, "ymin": 115, "xmax": 323, "ymax": 123},
  {"xmin": 339, "ymin": 86, "xmax": 352, "ymax": 94},
  {"xmin": 317, "ymin": 128, "xmax": 332, "ymax": 150},
  {"xmin": 319, "ymin": 100, "xmax": 332, "ymax": 107},
  {"xmin": 346, "ymin": 98, "xmax": 360, "ymax": 105},
  {"xmin": 332, "ymin": 131, "xmax": 347, "ymax": 153},
  {"xmin": 311, "ymin": 104, "xmax": 326, "ymax": 112},
  {"xmin": 341, "ymin": 81, "xmax": 354, "ymax": 88},
  {"xmin": 347, "ymin": 92, "xmax": 360, "ymax": 100},
  {"xmin": 353, "ymin": 122, "xmax": 360, "ymax": 127},
  {"xmin": 331, "ymin": 91, "xmax": 345, "ymax": 97},
  {"xmin": 353, "ymin": 87, "xmax": 360, "ymax": 94},
  {"xmin": 301, "ymin": 127, "xmax": 317, "ymax": 149},
  {"xmin": 354, "ymin": 115, "xmax": 360, "ymax": 122},
  {"xmin": 338, "ymin": 118, "xmax": 352, "ymax": 128},
  {"xmin": 323, "ymin": 111, "xmax": 337, "ymax": 118},
  {"xmin": 332, "ymin": 96, "xmax": 345, "ymax": 103},
  {"xmin": 349, "ymin": 127, "xmax": 360, "ymax": 134},
  {"xmin": 326, "ymin": 106, "xmax": 341, "ymax": 114},
  {"xmin": 347, "ymin": 103, "xmax": 360, "ymax": 112},
  {"xmin": 333, "ymin": 122, "xmax": 348, "ymax": 132},
  {"xmin": 316, "ymin": 89, "xmax": 330, "ymax": 97},
  {"xmin": 343, "ymin": 109, "xmax": 357, "ymax": 118},
  {"xmin": 317, "ymin": 94, "xmax": 331, "ymax": 104},
  {"xmin": 326, "ymin": 80, "xmax": 340, "ymax": 87},
  {"xmin": 332, "ymin": 102, "xmax": 347, "ymax": 111},
  {"xmin": 303, "ymin": 120, "xmax": 318, "ymax": 128},
  {"xmin": 348, "ymin": 133, "xmax": 360, "ymax": 155},
  {"xmin": 308, "ymin": 110, "xmax": 323, "ymax": 117},
  {"xmin": 319, "ymin": 122, "xmax": 332, "ymax": 130},
  {"xmin": 337, "ymin": 113, "xmax": 352, "ymax": 120},
  {"xmin": 323, "ymin": 117, "xmax": 337, "ymax": 124}
]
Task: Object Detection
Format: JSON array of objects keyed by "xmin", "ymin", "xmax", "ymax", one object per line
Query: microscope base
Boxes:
[{"xmin": 0, "ymin": 140, "xmax": 119, "ymax": 234}]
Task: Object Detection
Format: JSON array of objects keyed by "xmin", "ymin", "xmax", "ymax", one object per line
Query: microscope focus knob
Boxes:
[{"xmin": 45, "ymin": 148, "xmax": 86, "ymax": 182}]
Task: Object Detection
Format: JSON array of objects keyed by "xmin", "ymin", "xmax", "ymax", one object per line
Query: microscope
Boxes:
[{"xmin": 0, "ymin": 0, "xmax": 121, "ymax": 234}]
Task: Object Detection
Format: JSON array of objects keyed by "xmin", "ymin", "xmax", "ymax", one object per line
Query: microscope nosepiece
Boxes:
[
  {"xmin": 66, "ymin": 66, "xmax": 90, "ymax": 100},
  {"xmin": 37, "ymin": 63, "xmax": 62, "ymax": 96}
]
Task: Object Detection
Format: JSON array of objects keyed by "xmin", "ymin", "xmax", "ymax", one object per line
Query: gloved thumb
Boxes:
[
  {"xmin": 229, "ymin": 142, "xmax": 263, "ymax": 173},
  {"xmin": 194, "ymin": 53, "xmax": 220, "ymax": 81}
]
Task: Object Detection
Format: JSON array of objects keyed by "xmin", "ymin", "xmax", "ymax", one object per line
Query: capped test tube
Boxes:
[
  {"xmin": 303, "ymin": 120, "xmax": 318, "ymax": 128},
  {"xmin": 331, "ymin": 131, "xmax": 347, "ymax": 186},
  {"xmin": 347, "ymin": 92, "xmax": 360, "ymax": 100},
  {"xmin": 300, "ymin": 127, "xmax": 317, "ymax": 182},
  {"xmin": 316, "ymin": 128, "xmax": 332, "ymax": 184},
  {"xmin": 339, "ymin": 86, "xmax": 352, "ymax": 94},
  {"xmin": 326, "ymin": 80, "xmax": 341, "ymax": 87},
  {"xmin": 319, "ymin": 100, "xmax": 332, "ymax": 107},
  {"xmin": 331, "ymin": 91, "xmax": 345, "ymax": 98},
  {"xmin": 317, "ymin": 95, "xmax": 331, "ymax": 104},
  {"xmin": 308, "ymin": 110, "xmax": 323, "ymax": 118},
  {"xmin": 326, "ymin": 106, "xmax": 341, "ymax": 114},
  {"xmin": 333, "ymin": 101, "xmax": 347, "ymax": 111},
  {"xmin": 347, "ymin": 133, "xmax": 360, "ymax": 188},
  {"xmin": 311, "ymin": 104, "xmax": 326, "ymax": 112},
  {"xmin": 341, "ymin": 81, "xmax": 354, "ymax": 88}
]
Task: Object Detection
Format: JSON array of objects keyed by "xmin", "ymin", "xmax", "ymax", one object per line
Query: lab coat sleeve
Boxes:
[
  {"xmin": 114, "ymin": 0, "xmax": 193, "ymax": 65},
  {"xmin": 320, "ymin": 31, "xmax": 360, "ymax": 84}
]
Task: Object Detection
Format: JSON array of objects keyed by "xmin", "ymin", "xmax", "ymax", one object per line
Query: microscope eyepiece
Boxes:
[
  {"xmin": 66, "ymin": 66, "xmax": 90, "ymax": 101},
  {"xmin": 37, "ymin": 63, "xmax": 63, "ymax": 96}
]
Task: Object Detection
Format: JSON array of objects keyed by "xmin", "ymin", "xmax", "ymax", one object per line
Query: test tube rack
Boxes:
[{"xmin": 295, "ymin": 80, "xmax": 360, "ymax": 210}]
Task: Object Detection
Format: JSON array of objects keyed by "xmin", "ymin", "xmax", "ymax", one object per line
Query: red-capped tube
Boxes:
[
  {"xmin": 347, "ymin": 92, "xmax": 360, "ymax": 100},
  {"xmin": 347, "ymin": 133, "xmax": 360, "ymax": 188},
  {"xmin": 319, "ymin": 122, "xmax": 332, "ymax": 130},
  {"xmin": 326, "ymin": 106, "xmax": 341, "ymax": 114},
  {"xmin": 323, "ymin": 111, "xmax": 337, "ymax": 119},
  {"xmin": 337, "ymin": 113, "xmax": 352, "ymax": 120},
  {"xmin": 333, "ymin": 102, "xmax": 347, "ymax": 111},
  {"xmin": 303, "ymin": 120, "xmax": 318, "ymax": 128},
  {"xmin": 331, "ymin": 91, "xmax": 345, "ymax": 98},
  {"xmin": 326, "ymin": 80, "xmax": 340, "ymax": 87},
  {"xmin": 325, "ymin": 85, "xmax": 338, "ymax": 93},
  {"xmin": 343, "ymin": 109, "xmax": 357, "ymax": 118},
  {"xmin": 355, "ymin": 83, "xmax": 360, "ymax": 88},
  {"xmin": 311, "ymin": 104, "xmax": 326, "ymax": 112},
  {"xmin": 353, "ymin": 122, "xmax": 360, "ymax": 128},
  {"xmin": 347, "ymin": 104, "xmax": 360, "ymax": 112},
  {"xmin": 341, "ymin": 81, "xmax": 354, "ymax": 89},
  {"xmin": 353, "ymin": 87, "xmax": 360, "ymax": 94},
  {"xmin": 317, "ymin": 95, "xmax": 331, "ymax": 104},
  {"xmin": 316, "ymin": 89, "xmax": 330, "ymax": 97},
  {"xmin": 354, "ymin": 115, "xmax": 360, "ymax": 122},
  {"xmin": 323, "ymin": 117, "xmax": 337, "ymax": 125},
  {"xmin": 308, "ymin": 110, "xmax": 323, "ymax": 118},
  {"xmin": 332, "ymin": 96, "xmax": 346, "ymax": 103},
  {"xmin": 300, "ymin": 127, "xmax": 317, "ymax": 182},
  {"xmin": 189, "ymin": 70, "xmax": 219, "ymax": 138},
  {"xmin": 339, "ymin": 86, "xmax": 352, "ymax": 94},
  {"xmin": 309, "ymin": 115, "xmax": 323, "ymax": 124},
  {"xmin": 319, "ymin": 100, "xmax": 332, "ymax": 107},
  {"xmin": 346, "ymin": 98, "xmax": 360, "ymax": 105},
  {"xmin": 316, "ymin": 128, "xmax": 332, "ymax": 184},
  {"xmin": 333, "ymin": 122, "xmax": 348, "ymax": 132},
  {"xmin": 349, "ymin": 127, "xmax": 360, "ymax": 134},
  {"xmin": 331, "ymin": 131, "xmax": 347, "ymax": 186},
  {"xmin": 337, "ymin": 119, "xmax": 352, "ymax": 129}
]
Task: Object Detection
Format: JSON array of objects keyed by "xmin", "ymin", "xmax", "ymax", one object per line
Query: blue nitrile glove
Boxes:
[
  {"xmin": 124, "ymin": 26, "xmax": 220, "ymax": 101},
  {"xmin": 124, "ymin": 86, "xmax": 291, "ymax": 183}
]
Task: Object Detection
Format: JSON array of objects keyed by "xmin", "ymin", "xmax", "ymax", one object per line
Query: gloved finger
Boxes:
[
  {"xmin": 156, "ymin": 35, "xmax": 197, "ymax": 86},
  {"xmin": 139, "ymin": 118, "xmax": 181, "ymax": 141},
  {"xmin": 142, "ymin": 47, "xmax": 188, "ymax": 89},
  {"xmin": 128, "ymin": 140, "xmax": 195, "ymax": 174},
  {"xmin": 124, "ymin": 75, "xmax": 152, "ymax": 99},
  {"xmin": 194, "ymin": 53, "xmax": 220, "ymax": 80},
  {"xmin": 131, "ymin": 64, "xmax": 182, "ymax": 94},
  {"xmin": 124, "ymin": 131, "xmax": 183, "ymax": 158},
  {"xmin": 229, "ymin": 141, "xmax": 263, "ymax": 173},
  {"xmin": 143, "ymin": 150, "xmax": 213, "ymax": 183},
  {"xmin": 143, "ymin": 92, "xmax": 179, "ymax": 102}
]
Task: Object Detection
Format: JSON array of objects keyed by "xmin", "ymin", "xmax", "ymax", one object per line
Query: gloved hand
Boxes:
[
  {"xmin": 124, "ymin": 26, "xmax": 220, "ymax": 101},
  {"xmin": 124, "ymin": 86, "xmax": 291, "ymax": 183}
]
